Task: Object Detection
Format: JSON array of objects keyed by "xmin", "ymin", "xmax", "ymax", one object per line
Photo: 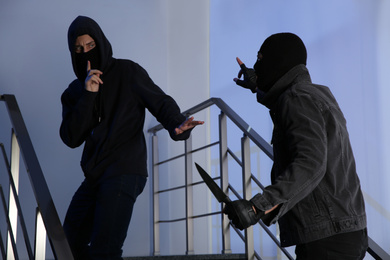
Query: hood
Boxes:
[{"xmin": 67, "ymin": 16, "xmax": 113, "ymax": 81}]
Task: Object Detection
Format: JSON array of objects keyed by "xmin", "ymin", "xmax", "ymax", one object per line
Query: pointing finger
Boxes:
[
  {"xmin": 87, "ymin": 60, "xmax": 91, "ymax": 72},
  {"xmin": 236, "ymin": 57, "xmax": 244, "ymax": 66}
]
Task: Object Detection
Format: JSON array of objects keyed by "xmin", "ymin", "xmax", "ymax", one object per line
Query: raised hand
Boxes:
[
  {"xmin": 233, "ymin": 57, "xmax": 257, "ymax": 93},
  {"xmin": 174, "ymin": 116, "xmax": 204, "ymax": 135},
  {"xmin": 85, "ymin": 60, "xmax": 103, "ymax": 92}
]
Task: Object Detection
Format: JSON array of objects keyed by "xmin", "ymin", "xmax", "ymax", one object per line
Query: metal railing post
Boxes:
[
  {"xmin": 242, "ymin": 135, "xmax": 255, "ymax": 260},
  {"xmin": 219, "ymin": 112, "xmax": 231, "ymax": 254},
  {"xmin": 185, "ymin": 135, "xmax": 194, "ymax": 255},
  {"xmin": 0, "ymin": 186, "xmax": 19, "ymax": 260},
  {"xmin": 1, "ymin": 94, "xmax": 73, "ymax": 259},
  {"xmin": 147, "ymin": 98, "xmax": 389, "ymax": 259},
  {"xmin": 152, "ymin": 134, "xmax": 160, "ymax": 256},
  {"xmin": 7, "ymin": 131, "xmax": 20, "ymax": 260},
  {"xmin": 34, "ymin": 208, "xmax": 46, "ymax": 260}
]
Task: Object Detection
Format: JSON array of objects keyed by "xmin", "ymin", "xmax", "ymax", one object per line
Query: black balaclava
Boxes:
[
  {"xmin": 74, "ymin": 46, "xmax": 101, "ymax": 82},
  {"xmin": 68, "ymin": 16, "xmax": 113, "ymax": 82},
  {"xmin": 254, "ymin": 33, "xmax": 307, "ymax": 92}
]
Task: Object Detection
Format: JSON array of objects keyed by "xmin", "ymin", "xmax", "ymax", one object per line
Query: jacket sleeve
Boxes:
[
  {"xmin": 132, "ymin": 64, "xmax": 190, "ymax": 141},
  {"xmin": 251, "ymin": 91, "xmax": 328, "ymax": 224},
  {"xmin": 59, "ymin": 82, "xmax": 99, "ymax": 148}
]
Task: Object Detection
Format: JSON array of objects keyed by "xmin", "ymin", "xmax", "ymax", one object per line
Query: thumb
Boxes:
[{"xmin": 235, "ymin": 78, "xmax": 246, "ymax": 87}]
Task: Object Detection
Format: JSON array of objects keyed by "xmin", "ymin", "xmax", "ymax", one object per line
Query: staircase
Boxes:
[
  {"xmin": 0, "ymin": 94, "xmax": 73, "ymax": 259},
  {"xmin": 0, "ymin": 95, "xmax": 389, "ymax": 259}
]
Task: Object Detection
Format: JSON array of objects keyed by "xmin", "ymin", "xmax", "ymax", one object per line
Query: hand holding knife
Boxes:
[{"xmin": 195, "ymin": 162, "xmax": 263, "ymax": 230}]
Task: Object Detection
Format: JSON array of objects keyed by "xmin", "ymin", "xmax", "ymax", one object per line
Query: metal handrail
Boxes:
[
  {"xmin": 148, "ymin": 98, "xmax": 273, "ymax": 160},
  {"xmin": 368, "ymin": 237, "xmax": 390, "ymax": 260},
  {"xmin": 148, "ymin": 97, "xmax": 389, "ymax": 260},
  {"xmin": 149, "ymin": 97, "xmax": 286, "ymax": 259},
  {"xmin": 0, "ymin": 94, "xmax": 73, "ymax": 260},
  {"xmin": 1, "ymin": 143, "xmax": 33, "ymax": 259}
]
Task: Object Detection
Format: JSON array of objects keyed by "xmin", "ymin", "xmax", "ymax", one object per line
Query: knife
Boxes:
[{"xmin": 195, "ymin": 162, "xmax": 231, "ymax": 204}]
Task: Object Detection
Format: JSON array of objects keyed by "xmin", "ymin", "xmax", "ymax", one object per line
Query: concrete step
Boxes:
[{"xmin": 124, "ymin": 254, "xmax": 247, "ymax": 260}]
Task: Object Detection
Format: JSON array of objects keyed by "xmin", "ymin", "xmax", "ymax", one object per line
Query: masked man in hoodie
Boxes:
[
  {"xmin": 223, "ymin": 33, "xmax": 368, "ymax": 259},
  {"xmin": 60, "ymin": 16, "xmax": 203, "ymax": 260}
]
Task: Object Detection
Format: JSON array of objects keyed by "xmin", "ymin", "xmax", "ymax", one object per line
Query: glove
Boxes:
[
  {"xmin": 234, "ymin": 63, "xmax": 258, "ymax": 93},
  {"xmin": 223, "ymin": 200, "xmax": 264, "ymax": 230}
]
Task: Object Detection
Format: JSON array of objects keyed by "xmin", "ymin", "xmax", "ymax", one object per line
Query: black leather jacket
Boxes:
[{"xmin": 251, "ymin": 65, "xmax": 367, "ymax": 247}]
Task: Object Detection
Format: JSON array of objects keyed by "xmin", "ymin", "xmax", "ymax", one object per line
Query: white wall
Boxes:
[{"xmin": 0, "ymin": 0, "xmax": 209, "ymax": 258}]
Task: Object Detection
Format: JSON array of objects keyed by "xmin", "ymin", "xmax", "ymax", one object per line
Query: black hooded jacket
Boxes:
[{"xmin": 60, "ymin": 16, "xmax": 190, "ymax": 181}]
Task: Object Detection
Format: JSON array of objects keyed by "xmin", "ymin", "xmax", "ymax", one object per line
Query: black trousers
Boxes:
[
  {"xmin": 295, "ymin": 228, "xmax": 368, "ymax": 260},
  {"xmin": 63, "ymin": 174, "xmax": 147, "ymax": 260}
]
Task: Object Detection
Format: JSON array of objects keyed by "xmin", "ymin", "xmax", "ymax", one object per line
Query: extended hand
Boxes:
[
  {"xmin": 85, "ymin": 60, "xmax": 103, "ymax": 92},
  {"xmin": 174, "ymin": 116, "xmax": 204, "ymax": 135},
  {"xmin": 233, "ymin": 57, "xmax": 257, "ymax": 93},
  {"xmin": 223, "ymin": 199, "xmax": 263, "ymax": 230}
]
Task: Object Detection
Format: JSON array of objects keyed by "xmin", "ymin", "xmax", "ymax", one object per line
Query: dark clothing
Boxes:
[
  {"xmin": 61, "ymin": 16, "xmax": 189, "ymax": 181},
  {"xmin": 60, "ymin": 58, "xmax": 189, "ymax": 181},
  {"xmin": 63, "ymin": 173, "xmax": 147, "ymax": 260},
  {"xmin": 61, "ymin": 16, "xmax": 191, "ymax": 259},
  {"xmin": 251, "ymin": 65, "xmax": 367, "ymax": 247},
  {"xmin": 295, "ymin": 228, "xmax": 368, "ymax": 260}
]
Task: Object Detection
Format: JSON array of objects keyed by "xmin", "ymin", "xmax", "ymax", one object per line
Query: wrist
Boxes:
[
  {"xmin": 252, "ymin": 205, "xmax": 257, "ymax": 214},
  {"xmin": 85, "ymin": 85, "xmax": 99, "ymax": 92}
]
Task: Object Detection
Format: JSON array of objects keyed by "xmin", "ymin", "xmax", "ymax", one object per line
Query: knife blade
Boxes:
[{"xmin": 195, "ymin": 162, "xmax": 231, "ymax": 204}]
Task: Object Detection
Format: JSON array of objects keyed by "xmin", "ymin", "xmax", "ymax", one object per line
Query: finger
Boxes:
[
  {"xmin": 236, "ymin": 57, "xmax": 244, "ymax": 66},
  {"xmin": 183, "ymin": 117, "xmax": 194, "ymax": 126},
  {"xmin": 237, "ymin": 69, "xmax": 243, "ymax": 78},
  {"xmin": 90, "ymin": 75, "xmax": 103, "ymax": 85},
  {"xmin": 191, "ymin": 120, "xmax": 204, "ymax": 126},
  {"xmin": 193, "ymin": 120, "xmax": 204, "ymax": 125},
  {"xmin": 235, "ymin": 79, "xmax": 245, "ymax": 87},
  {"xmin": 96, "ymin": 76, "xmax": 103, "ymax": 85},
  {"xmin": 187, "ymin": 119, "xmax": 204, "ymax": 128},
  {"xmin": 89, "ymin": 69, "xmax": 103, "ymax": 76},
  {"xmin": 87, "ymin": 60, "xmax": 91, "ymax": 72},
  {"xmin": 174, "ymin": 128, "xmax": 181, "ymax": 135},
  {"xmin": 187, "ymin": 122, "xmax": 203, "ymax": 128}
]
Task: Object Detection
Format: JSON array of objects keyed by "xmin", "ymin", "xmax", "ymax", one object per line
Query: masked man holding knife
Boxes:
[{"xmin": 224, "ymin": 33, "xmax": 367, "ymax": 260}]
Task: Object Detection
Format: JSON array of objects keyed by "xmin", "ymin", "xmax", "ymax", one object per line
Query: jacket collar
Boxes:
[{"xmin": 257, "ymin": 64, "xmax": 312, "ymax": 109}]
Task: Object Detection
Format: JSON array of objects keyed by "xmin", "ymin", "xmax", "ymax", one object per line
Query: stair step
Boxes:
[{"xmin": 124, "ymin": 254, "xmax": 247, "ymax": 260}]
